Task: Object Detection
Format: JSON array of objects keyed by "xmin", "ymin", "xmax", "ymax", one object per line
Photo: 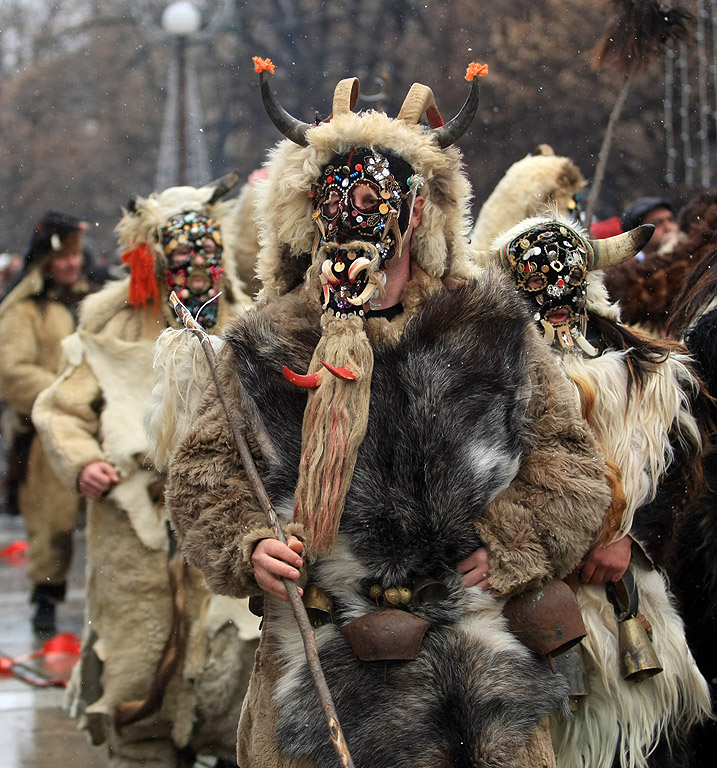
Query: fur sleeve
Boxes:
[
  {"xmin": 32, "ymin": 356, "xmax": 106, "ymax": 491},
  {"xmin": 477, "ymin": 336, "xmax": 609, "ymax": 596},
  {"xmin": 0, "ymin": 301, "xmax": 69, "ymax": 416},
  {"xmin": 165, "ymin": 345, "xmax": 304, "ymax": 599}
]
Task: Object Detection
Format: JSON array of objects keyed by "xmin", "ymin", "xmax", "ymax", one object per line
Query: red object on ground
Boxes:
[
  {"xmin": 0, "ymin": 632, "xmax": 80, "ymax": 687},
  {"xmin": 0, "ymin": 540, "xmax": 28, "ymax": 565}
]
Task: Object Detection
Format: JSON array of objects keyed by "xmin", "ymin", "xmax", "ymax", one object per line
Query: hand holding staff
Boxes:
[{"xmin": 169, "ymin": 292, "xmax": 354, "ymax": 768}]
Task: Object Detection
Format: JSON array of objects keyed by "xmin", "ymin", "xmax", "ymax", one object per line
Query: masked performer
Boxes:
[
  {"xmin": 162, "ymin": 59, "xmax": 615, "ymax": 768},
  {"xmin": 479, "ymin": 215, "xmax": 710, "ymax": 768},
  {"xmin": 32, "ymin": 178, "xmax": 259, "ymax": 768},
  {"xmin": 0, "ymin": 212, "xmax": 96, "ymax": 632}
]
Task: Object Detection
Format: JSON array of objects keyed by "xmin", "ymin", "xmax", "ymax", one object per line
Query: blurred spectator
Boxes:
[
  {"xmin": 0, "ymin": 211, "xmax": 101, "ymax": 632},
  {"xmin": 620, "ymin": 196, "xmax": 678, "ymax": 261},
  {"xmin": 602, "ymin": 196, "xmax": 680, "ymax": 335},
  {"xmin": 0, "ymin": 252, "xmax": 23, "ymax": 299},
  {"xmin": 589, "ymin": 215, "xmax": 622, "ymax": 239}
]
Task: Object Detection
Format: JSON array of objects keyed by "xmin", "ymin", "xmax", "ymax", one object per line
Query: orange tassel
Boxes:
[
  {"xmin": 121, "ymin": 244, "xmax": 159, "ymax": 312},
  {"xmin": 252, "ymin": 56, "xmax": 275, "ymax": 74},
  {"xmin": 465, "ymin": 62, "xmax": 489, "ymax": 81}
]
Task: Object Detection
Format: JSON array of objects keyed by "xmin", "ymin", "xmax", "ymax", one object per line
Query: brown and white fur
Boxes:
[{"xmin": 488, "ymin": 214, "xmax": 711, "ymax": 768}]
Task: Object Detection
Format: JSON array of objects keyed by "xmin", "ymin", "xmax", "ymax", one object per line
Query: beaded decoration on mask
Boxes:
[
  {"xmin": 310, "ymin": 148, "xmax": 419, "ymax": 318},
  {"xmin": 501, "ymin": 222, "xmax": 598, "ymax": 356},
  {"xmin": 162, "ymin": 212, "xmax": 224, "ymax": 328}
]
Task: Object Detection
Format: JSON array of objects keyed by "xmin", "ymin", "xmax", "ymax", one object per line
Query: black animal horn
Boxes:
[
  {"xmin": 259, "ymin": 70, "xmax": 311, "ymax": 147},
  {"xmin": 206, "ymin": 171, "xmax": 240, "ymax": 205},
  {"xmin": 431, "ymin": 77, "xmax": 480, "ymax": 148}
]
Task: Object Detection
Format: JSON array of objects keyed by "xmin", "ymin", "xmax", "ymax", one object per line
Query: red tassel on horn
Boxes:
[
  {"xmin": 282, "ymin": 366, "xmax": 322, "ymax": 389},
  {"xmin": 121, "ymin": 244, "xmax": 159, "ymax": 312},
  {"xmin": 321, "ymin": 360, "xmax": 357, "ymax": 381}
]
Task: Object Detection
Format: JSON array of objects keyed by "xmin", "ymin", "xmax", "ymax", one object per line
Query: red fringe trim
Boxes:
[{"xmin": 121, "ymin": 244, "xmax": 159, "ymax": 312}]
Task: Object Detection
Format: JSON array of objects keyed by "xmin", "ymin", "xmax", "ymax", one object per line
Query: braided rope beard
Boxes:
[{"xmin": 294, "ymin": 152, "xmax": 420, "ymax": 555}]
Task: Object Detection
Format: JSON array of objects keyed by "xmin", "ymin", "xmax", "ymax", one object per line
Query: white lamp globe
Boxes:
[{"xmin": 161, "ymin": 1, "xmax": 202, "ymax": 36}]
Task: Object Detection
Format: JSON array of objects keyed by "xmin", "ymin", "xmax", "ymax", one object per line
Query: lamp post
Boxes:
[{"xmin": 161, "ymin": 2, "xmax": 202, "ymax": 186}]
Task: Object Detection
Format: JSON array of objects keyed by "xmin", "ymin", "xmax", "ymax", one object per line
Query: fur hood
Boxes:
[
  {"xmin": 471, "ymin": 144, "xmax": 586, "ymax": 252},
  {"xmin": 254, "ymin": 108, "xmax": 477, "ymax": 300}
]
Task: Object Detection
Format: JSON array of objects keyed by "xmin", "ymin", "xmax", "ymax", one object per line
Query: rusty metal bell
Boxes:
[
  {"xmin": 503, "ymin": 579, "xmax": 586, "ymax": 658},
  {"xmin": 618, "ymin": 616, "xmax": 663, "ymax": 682}
]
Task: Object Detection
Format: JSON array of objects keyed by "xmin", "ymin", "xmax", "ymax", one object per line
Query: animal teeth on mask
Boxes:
[
  {"xmin": 321, "ymin": 259, "xmax": 341, "ymax": 285},
  {"xmin": 348, "ymin": 257, "xmax": 371, "ymax": 283}
]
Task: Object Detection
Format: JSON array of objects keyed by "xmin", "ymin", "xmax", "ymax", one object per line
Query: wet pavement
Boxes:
[{"xmin": 0, "ymin": 514, "xmax": 107, "ymax": 767}]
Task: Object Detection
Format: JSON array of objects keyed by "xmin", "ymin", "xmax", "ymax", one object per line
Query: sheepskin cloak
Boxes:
[
  {"xmin": 167, "ymin": 268, "xmax": 610, "ymax": 768},
  {"xmin": 547, "ymin": 345, "xmax": 710, "ymax": 768},
  {"xmin": 33, "ymin": 278, "xmax": 259, "ymax": 761}
]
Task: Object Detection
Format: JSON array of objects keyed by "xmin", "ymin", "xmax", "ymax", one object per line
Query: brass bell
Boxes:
[
  {"xmin": 397, "ymin": 587, "xmax": 412, "ymax": 605},
  {"xmin": 302, "ymin": 584, "xmax": 334, "ymax": 628},
  {"xmin": 618, "ymin": 616, "xmax": 663, "ymax": 682},
  {"xmin": 606, "ymin": 568, "xmax": 663, "ymax": 683},
  {"xmin": 383, "ymin": 587, "xmax": 401, "ymax": 606},
  {"xmin": 369, "ymin": 584, "xmax": 384, "ymax": 601}
]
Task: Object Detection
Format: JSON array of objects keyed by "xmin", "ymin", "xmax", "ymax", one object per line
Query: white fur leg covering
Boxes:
[{"xmin": 551, "ymin": 565, "xmax": 711, "ymax": 768}]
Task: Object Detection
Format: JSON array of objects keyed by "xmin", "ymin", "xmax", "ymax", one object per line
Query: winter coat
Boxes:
[{"xmin": 0, "ymin": 268, "xmax": 80, "ymax": 586}]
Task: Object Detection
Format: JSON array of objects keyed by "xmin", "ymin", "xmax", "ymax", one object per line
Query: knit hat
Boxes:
[{"xmin": 620, "ymin": 197, "xmax": 674, "ymax": 232}]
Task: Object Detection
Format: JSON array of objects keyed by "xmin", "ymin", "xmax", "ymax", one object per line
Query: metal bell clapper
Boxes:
[
  {"xmin": 553, "ymin": 644, "xmax": 590, "ymax": 698},
  {"xmin": 302, "ymin": 584, "xmax": 334, "ymax": 627}
]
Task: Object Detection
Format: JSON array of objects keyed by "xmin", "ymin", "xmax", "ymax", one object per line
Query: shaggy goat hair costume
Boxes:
[
  {"xmin": 225, "ymin": 276, "xmax": 569, "ymax": 768},
  {"xmin": 485, "ymin": 214, "xmax": 710, "ymax": 768}
]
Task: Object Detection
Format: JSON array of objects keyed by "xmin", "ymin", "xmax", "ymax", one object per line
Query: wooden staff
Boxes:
[{"xmin": 169, "ymin": 292, "xmax": 354, "ymax": 768}]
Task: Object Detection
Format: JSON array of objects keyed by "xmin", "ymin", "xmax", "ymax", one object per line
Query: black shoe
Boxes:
[{"xmin": 32, "ymin": 595, "xmax": 56, "ymax": 633}]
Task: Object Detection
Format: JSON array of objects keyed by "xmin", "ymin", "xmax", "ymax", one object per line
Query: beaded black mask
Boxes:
[
  {"xmin": 501, "ymin": 222, "xmax": 597, "ymax": 356},
  {"xmin": 162, "ymin": 212, "xmax": 224, "ymax": 328},
  {"xmin": 310, "ymin": 148, "xmax": 417, "ymax": 317}
]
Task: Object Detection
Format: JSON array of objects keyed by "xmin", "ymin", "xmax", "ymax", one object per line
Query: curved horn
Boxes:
[
  {"xmin": 259, "ymin": 70, "xmax": 311, "ymax": 147},
  {"xmin": 333, "ymin": 78, "xmax": 360, "ymax": 115},
  {"xmin": 321, "ymin": 361, "xmax": 357, "ymax": 381},
  {"xmin": 431, "ymin": 77, "xmax": 480, "ymax": 148},
  {"xmin": 398, "ymin": 83, "xmax": 445, "ymax": 128},
  {"xmin": 206, "ymin": 171, "xmax": 240, "ymax": 205},
  {"xmin": 591, "ymin": 224, "xmax": 655, "ymax": 271},
  {"xmin": 282, "ymin": 365, "xmax": 322, "ymax": 389}
]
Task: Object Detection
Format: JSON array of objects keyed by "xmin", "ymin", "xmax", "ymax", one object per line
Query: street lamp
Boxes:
[{"xmin": 161, "ymin": 2, "xmax": 202, "ymax": 186}]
